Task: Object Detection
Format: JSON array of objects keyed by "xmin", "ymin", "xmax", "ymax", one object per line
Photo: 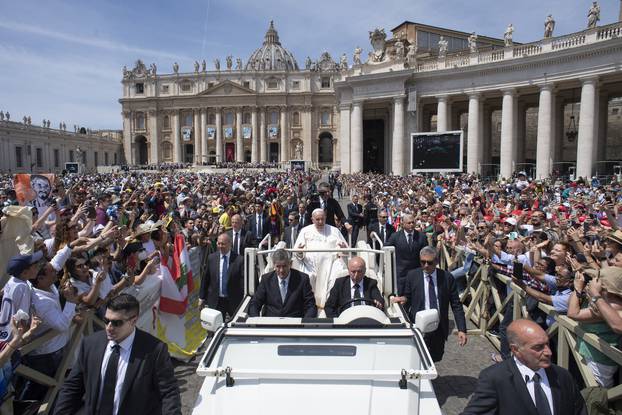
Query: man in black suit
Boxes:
[
  {"xmin": 393, "ymin": 246, "xmax": 467, "ymax": 362},
  {"xmin": 227, "ymin": 214, "xmax": 254, "ymax": 255},
  {"xmin": 325, "ymin": 257, "xmax": 385, "ymax": 318},
  {"xmin": 198, "ymin": 233, "xmax": 244, "ymax": 317},
  {"xmin": 54, "ymin": 294, "xmax": 181, "ymax": 415},
  {"xmin": 367, "ymin": 210, "xmax": 395, "ymax": 248},
  {"xmin": 368, "ymin": 210, "xmax": 395, "ymax": 266},
  {"xmin": 247, "ymin": 201, "xmax": 268, "ymax": 246},
  {"xmin": 386, "ymin": 213, "xmax": 428, "ymax": 294},
  {"xmin": 347, "ymin": 194, "xmax": 365, "ymax": 247},
  {"xmin": 462, "ymin": 319, "xmax": 586, "ymax": 415},
  {"xmin": 283, "ymin": 195, "xmax": 297, "ymax": 219},
  {"xmin": 282, "ymin": 212, "xmax": 301, "ymax": 249},
  {"xmin": 248, "ymin": 249, "xmax": 316, "ymax": 318},
  {"xmin": 305, "ymin": 182, "xmax": 345, "ymax": 228}
]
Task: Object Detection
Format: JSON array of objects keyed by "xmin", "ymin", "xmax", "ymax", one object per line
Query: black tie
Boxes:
[
  {"xmin": 427, "ymin": 274, "xmax": 438, "ymax": 310},
  {"xmin": 353, "ymin": 283, "xmax": 361, "ymax": 306},
  {"xmin": 234, "ymin": 232, "xmax": 240, "ymax": 255},
  {"xmin": 532, "ymin": 373, "xmax": 552, "ymax": 415},
  {"xmin": 380, "ymin": 226, "xmax": 385, "ymax": 243},
  {"xmin": 99, "ymin": 344, "xmax": 120, "ymax": 415},
  {"xmin": 407, "ymin": 233, "xmax": 412, "ymax": 247}
]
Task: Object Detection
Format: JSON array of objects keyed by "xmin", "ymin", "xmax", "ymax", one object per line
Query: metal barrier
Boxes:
[
  {"xmin": 10, "ymin": 310, "xmax": 106, "ymax": 414},
  {"xmin": 438, "ymin": 243, "xmax": 622, "ymax": 403}
]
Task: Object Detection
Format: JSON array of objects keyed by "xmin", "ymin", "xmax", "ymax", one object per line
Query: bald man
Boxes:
[
  {"xmin": 324, "ymin": 257, "xmax": 384, "ymax": 318},
  {"xmin": 462, "ymin": 319, "xmax": 586, "ymax": 415}
]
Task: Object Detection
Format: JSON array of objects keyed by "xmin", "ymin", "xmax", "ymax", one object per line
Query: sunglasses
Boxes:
[
  {"xmin": 103, "ymin": 315, "xmax": 136, "ymax": 328},
  {"xmin": 420, "ymin": 260, "xmax": 435, "ymax": 265}
]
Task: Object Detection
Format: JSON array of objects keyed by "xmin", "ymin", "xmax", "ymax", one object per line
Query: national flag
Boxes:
[{"xmin": 159, "ymin": 234, "xmax": 194, "ymax": 315}]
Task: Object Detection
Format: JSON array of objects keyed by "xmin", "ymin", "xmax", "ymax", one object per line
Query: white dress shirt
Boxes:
[
  {"xmin": 513, "ymin": 357, "xmax": 555, "ymax": 415},
  {"xmin": 31, "ymin": 285, "xmax": 76, "ymax": 355},
  {"xmin": 99, "ymin": 329, "xmax": 136, "ymax": 415},
  {"xmin": 422, "ymin": 269, "xmax": 439, "ymax": 310}
]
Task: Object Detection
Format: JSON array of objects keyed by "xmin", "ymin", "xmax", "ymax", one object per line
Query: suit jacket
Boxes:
[
  {"xmin": 199, "ymin": 251, "xmax": 244, "ymax": 310},
  {"xmin": 298, "ymin": 212, "xmax": 311, "ymax": 228},
  {"xmin": 324, "ymin": 276, "xmax": 385, "ymax": 318},
  {"xmin": 462, "ymin": 358, "xmax": 587, "ymax": 415},
  {"xmin": 54, "ymin": 329, "xmax": 181, "ymax": 415},
  {"xmin": 283, "ymin": 203, "xmax": 297, "ymax": 219},
  {"xmin": 227, "ymin": 228, "xmax": 254, "ymax": 255},
  {"xmin": 386, "ymin": 229, "xmax": 428, "ymax": 289},
  {"xmin": 248, "ymin": 269, "xmax": 317, "ymax": 318},
  {"xmin": 246, "ymin": 213, "xmax": 269, "ymax": 245},
  {"xmin": 283, "ymin": 224, "xmax": 301, "ymax": 249},
  {"xmin": 305, "ymin": 197, "xmax": 345, "ymax": 227},
  {"xmin": 403, "ymin": 267, "xmax": 467, "ymax": 339},
  {"xmin": 347, "ymin": 202, "xmax": 364, "ymax": 226},
  {"xmin": 367, "ymin": 221, "xmax": 395, "ymax": 248}
]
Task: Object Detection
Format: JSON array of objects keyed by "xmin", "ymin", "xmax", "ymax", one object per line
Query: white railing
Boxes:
[{"xmin": 412, "ymin": 21, "xmax": 622, "ymax": 74}]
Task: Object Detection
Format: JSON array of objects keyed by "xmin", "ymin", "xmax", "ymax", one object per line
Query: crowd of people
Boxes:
[{"xmin": 0, "ymin": 166, "xmax": 620, "ymax": 412}]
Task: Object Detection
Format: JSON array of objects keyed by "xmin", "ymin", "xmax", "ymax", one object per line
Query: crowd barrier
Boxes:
[{"xmin": 437, "ymin": 242, "xmax": 622, "ymax": 404}]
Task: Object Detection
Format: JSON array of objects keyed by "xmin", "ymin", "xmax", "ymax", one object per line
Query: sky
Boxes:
[{"xmin": 0, "ymin": 0, "xmax": 619, "ymax": 130}]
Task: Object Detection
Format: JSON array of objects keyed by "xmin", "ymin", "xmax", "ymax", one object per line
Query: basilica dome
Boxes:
[{"xmin": 245, "ymin": 21, "xmax": 299, "ymax": 72}]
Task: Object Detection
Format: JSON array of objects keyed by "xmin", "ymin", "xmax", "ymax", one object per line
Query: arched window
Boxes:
[
  {"xmin": 270, "ymin": 111, "xmax": 278, "ymax": 124},
  {"xmin": 243, "ymin": 112, "xmax": 251, "ymax": 124},
  {"xmin": 225, "ymin": 112, "xmax": 234, "ymax": 125},
  {"xmin": 135, "ymin": 113, "xmax": 145, "ymax": 130},
  {"xmin": 318, "ymin": 132, "xmax": 333, "ymax": 163},
  {"xmin": 208, "ymin": 113, "xmax": 216, "ymax": 124},
  {"xmin": 292, "ymin": 112, "xmax": 300, "ymax": 126},
  {"xmin": 162, "ymin": 141, "xmax": 173, "ymax": 160},
  {"xmin": 163, "ymin": 115, "xmax": 170, "ymax": 129},
  {"xmin": 320, "ymin": 111, "xmax": 330, "ymax": 126}
]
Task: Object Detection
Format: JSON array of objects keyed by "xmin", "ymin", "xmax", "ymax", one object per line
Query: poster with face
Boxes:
[
  {"xmin": 13, "ymin": 173, "xmax": 56, "ymax": 217},
  {"xmin": 224, "ymin": 127, "xmax": 233, "ymax": 139},
  {"xmin": 268, "ymin": 126, "xmax": 278, "ymax": 139},
  {"xmin": 242, "ymin": 126, "xmax": 252, "ymax": 139},
  {"xmin": 207, "ymin": 127, "xmax": 216, "ymax": 139}
]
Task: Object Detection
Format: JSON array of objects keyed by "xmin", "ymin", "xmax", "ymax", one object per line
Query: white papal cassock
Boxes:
[{"xmin": 293, "ymin": 224, "xmax": 347, "ymax": 310}]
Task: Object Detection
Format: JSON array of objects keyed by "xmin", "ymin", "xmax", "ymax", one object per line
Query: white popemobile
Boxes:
[{"xmin": 193, "ymin": 241, "xmax": 442, "ymax": 415}]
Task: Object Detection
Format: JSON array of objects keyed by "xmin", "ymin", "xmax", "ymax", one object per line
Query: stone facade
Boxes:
[
  {"xmin": 0, "ymin": 121, "xmax": 123, "ymax": 174},
  {"xmin": 121, "ymin": 17, "xmax": 622, "ymax": 178},
  {"xmin": 120, "ymin": 22, "xmax": 340, "ymax": 168}
]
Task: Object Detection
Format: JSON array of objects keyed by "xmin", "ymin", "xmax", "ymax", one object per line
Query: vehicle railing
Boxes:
[
  {"xmin": 198, "ymin": 367, "xmax": 438, "ymax": 383},
  {"xmin": 369, "ymin": 231, "xmax": 383, "ymax": 248}
]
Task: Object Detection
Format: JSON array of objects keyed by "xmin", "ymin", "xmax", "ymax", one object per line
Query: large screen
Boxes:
[{"xmin": 411, "ymin": 131, "xmax": 463, "ymax": 173}]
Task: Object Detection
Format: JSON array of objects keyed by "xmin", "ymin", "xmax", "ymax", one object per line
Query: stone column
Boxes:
[
  {"xmin": 392, "ymin": 96, "xmax": 405, "ymax": 175},
  {"xmin": 172, "ymin": 111, "xmax": 181, "ymax": 163},
  {"xmin": 350, "ymin": 101, "xmax": 364, "ymax": 173},
  {"xmin": 200, "ymin": 109, "xmax": 207, "ymax": 165},
  {"xmin": 149, "ymin": 110, "xmax": 159, "ymax": 164},
  {"xmin": 339, "ymin": 104, "xmax": 351, "ymax": 173},
  {"xmin": 215, "ymin": 109, "xmax": 223, "ymax": 163},
  {"xmin": 236, "ymin": 108, "xmax": 243, "ymax": 162},
  {"xmin": 500, "ymin": 89, "xmax": 517, "ymax": 179},
  {"xmin": 437, "ymin": 95, "xmax": 449, "ymax": 132},
  {"xmin": 597, "ymin": 94, "xmax": 609, "ymax": 167},
  {"xmin": 259, "ymin": 109, "xmax": 267, "ymax": 162},
  {"xmin": 466, "ymin": 94, "xmax": 481, "ymax": 174},
  {"xmin": 251, "ymin": 109, "xmax": 258, "ymax": 163},
  {"xmin": 280, "ymin": 109, "xmax": 288, "ymax": 162},
  {"xmin": 122, "ymin": 111, "xmax": 132, "ymax": 165},
  {"xmin": 576, "ymin": 77, "xmax": 598, "ymax": 179},
  {"xmin": 193, "ymin": 110, "xmax": 201, "ymax": 165},
  {"xmin": 302, "ymin": 108, "xmax": 313, "ymax": 161},
  {"xmin": 536, "ymin": 85, "xmax": 554, "ymax": 179}
]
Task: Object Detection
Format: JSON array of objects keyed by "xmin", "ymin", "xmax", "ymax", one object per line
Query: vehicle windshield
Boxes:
[{"xmin": 206, "ymin": 336, "xmax": 423, "ymax": 371}]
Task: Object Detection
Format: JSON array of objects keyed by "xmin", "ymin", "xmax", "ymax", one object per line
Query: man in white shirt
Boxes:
[
  {"xmin": 293, "ymin": 209, "xmax": 348, "ymax": 308},
  {"xmin": 54, "ymin": 294, "xmax": 181, "ymax": 414},
  {"xmin": 463, "ymin": 319, "xmax": 586, "ymax": 415}
]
